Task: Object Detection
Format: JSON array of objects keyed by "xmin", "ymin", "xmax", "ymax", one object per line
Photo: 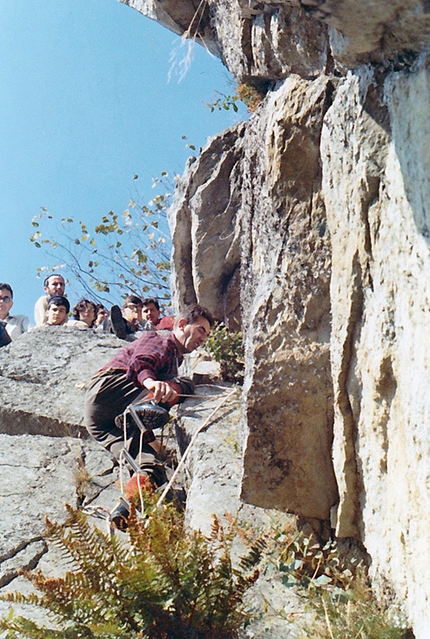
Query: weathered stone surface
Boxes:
[
  {"xmin": 0, "ymin": 434, "xmax": 117, "ymax": 590},
  {"xmin": 0, "ymin": 328, "xmax": 121, "ymax": 436},
  {"xmin": 239, "ymin": 76, "xmax": 337, "ymax": 522},
  {"xmin": 175, "ymin": 385, "xmax": 243, "ymax": 534},
  {"xmin": 310, "ymin": 0, "xmax": 430, "ymax": 63},
  {"xmin": 174, "ymin": 385, "xmax": 304, "ymax": 638},
  {"xmin": 122, "ymin": 0, "xmax": 430, "ymax": 78},
  {"xmin": 123, "ymin": 0, "xmax": 328, "ymax": 80},
  {"xmin": 321, "ymin": 57, "xmax": 430, "ymax": 639},
  {"xmin": 0, "ymin": 371, "xmax": 302, "ymax": 637},
  {"xmin": 168, "ymin": 127, "xmax": 245, "ymax": 330},
  {"xmin": 166, "ymin": 42, "xmax": 430, "ymax": 639},
  {"xmin": 210, "ymin": 0, "xmax": 328, "ymax": 80},
  {"xmin": 169, "ymin": 76, "xmax": 338, "ymax": 521}
]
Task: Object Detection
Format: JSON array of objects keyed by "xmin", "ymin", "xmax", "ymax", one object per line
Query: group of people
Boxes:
[
  {"xmin": 0, "ymin": 273, "xmax": 174, "ymax": 346},
  {"xmin": 2, "ymin": 272, "xmax": 216, "ymax": 530}
]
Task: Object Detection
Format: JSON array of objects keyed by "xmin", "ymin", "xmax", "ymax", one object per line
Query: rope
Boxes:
[
  {"xmin": 155, "ymin": 388, "xmax": 238, "ymax": 508},
  {"xmin": 88, "ymin": 385, "xmax": 238, "ymax": 531}
]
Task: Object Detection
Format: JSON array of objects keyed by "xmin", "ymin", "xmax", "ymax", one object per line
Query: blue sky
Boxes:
[{"xmin": 0, "ymin": 0, "xmax": 246, "ymax": 319}]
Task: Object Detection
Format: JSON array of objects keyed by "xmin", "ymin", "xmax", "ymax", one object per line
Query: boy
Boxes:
[{"xmin": 46, "ymin": 296, "xmax": 70, "ymax": 326}]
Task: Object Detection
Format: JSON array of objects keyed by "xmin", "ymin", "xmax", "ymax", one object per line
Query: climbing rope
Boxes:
[
  {"xmin": 155, "ymin": 387, "xmax": 238, "ymax": 508},
  {"xmin": 86, "ymin": 385, "xmax": 239, "ymax": 532}
]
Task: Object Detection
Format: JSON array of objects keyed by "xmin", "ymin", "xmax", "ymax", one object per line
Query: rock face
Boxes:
[
  {"xmin": 321, "ymin": 61, "xmax": 430, "ymax": 639},
  {"xmin": 122, "ymin": 0, "xmax": 430, "ymax": 73},
  {"xmin": 0, "ymin": 330, "xmax": 122, "ymax": 622},
  {"xmin": 169, "ymin": 77, "xmax": 338, "ymax": 525},
  {"xmin": 124, "ymin": 0, "xmax": 430, "ymax": 636},
  {"xmin": 0, "ymin": 331, "xmax": 301, "ymax": 637},
  {"xmin": 0, "ymin": 327, "xmax": 120, "ymax": 437}
]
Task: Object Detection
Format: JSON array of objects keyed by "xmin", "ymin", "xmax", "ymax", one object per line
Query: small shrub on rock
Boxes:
[
  {"xmin": 0, "ymin": 495, "xmax": 263, "ymax": 639},
  {"xmin": 204, "ymin": 323, "xmax": 244, "ymax": 383}
]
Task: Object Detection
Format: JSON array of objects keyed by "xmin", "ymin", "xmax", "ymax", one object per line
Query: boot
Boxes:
[
  {"xmin": 110, "ymin": 497, "xmax": 131, "ymax": 531},
  {"xmin": 109, "ymin": 305, "xmax": 127, "ymax": 339},
  {"xmin": 115, "ymin": 402, "xmax": 171, "ymax": 434}
]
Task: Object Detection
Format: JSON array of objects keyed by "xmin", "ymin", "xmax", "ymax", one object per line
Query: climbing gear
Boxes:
[
  {"xmin": 116, "ymin": 401, "xmax": 171, "ymax": 434},
  {"xmin": 125, "ymin": 473, "xmax": 153, "ymax": 502},
  {"xmin": 85, "ymin": 387, "xmax": 238, "ymax": 532}
]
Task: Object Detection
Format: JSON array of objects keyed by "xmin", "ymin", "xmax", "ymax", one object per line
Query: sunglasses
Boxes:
[{"xmin": 0, "ymin": 296, "xmax": 12, "ymax": 303}]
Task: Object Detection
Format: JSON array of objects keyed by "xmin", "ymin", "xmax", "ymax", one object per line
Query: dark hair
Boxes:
[
  {"xmin": 178, "ymin": 304, "xmax": 215, "ymax": 328},
  {"xmin": 122, "ymin": 295, "xmax": 143, "ymax": 308},
  {"xmin": 142, "ymin": 297, "xmax": 160, "ymax": 311},
  {"xmin": 0, "ymin": 283, "xmax": 13, "ymax": 298},
  {"xmin": 72, "ymin": 299, "xmax": 97, "ymax": 324},
  {"xmin": 47, "ymin": 295, "xmax": 70, "ymax": 313},
  {"xmin": 43, "ymin": 273, "xmax": 65, "ymax": 288}
]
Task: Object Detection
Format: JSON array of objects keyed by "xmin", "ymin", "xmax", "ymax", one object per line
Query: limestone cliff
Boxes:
[{"xmin": 122, "ymin": 1, "xmax": 430, "ymax": 636}]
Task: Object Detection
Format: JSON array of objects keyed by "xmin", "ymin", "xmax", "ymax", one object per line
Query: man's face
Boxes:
[
  {"xmin": 175, "ymin": 316, "xmax": 211, "ymax": 353},
  {"xmin": 44, "ymin": 276, "xmax": 65, "ymax": 297},
  {"xmin": 0, "ymin": 288, "xmax": 13, "ymax": 320},
  {"xmin": 122, "ymin": 303, "xmax": 143, "ymax": 326},
  {"xmin": 47, "ymin": 304, "xmax": 68, "ymax": 325},
  {"xmin": 142, "ymin": 303, "xmax": 160, "ymax": 325}
]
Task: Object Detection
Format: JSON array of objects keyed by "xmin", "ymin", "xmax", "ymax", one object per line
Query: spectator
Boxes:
[
  {"xmin": 0, "ymin": 283, "xmax": 32, "ymax": 340},
  {"xmin": 109, "ymin": 295, "xmax": 144, "ymax": 340},
  {"xmin": 68, "ymin": 299, "xmax": 98, "ymax": 329},
  {"xmin": 0, "ymin": 323, "xmax": 12, "ymax": 348},
  {"xmin": 45, "ymin": 296, "xmax": 70, "ymax": 326},
  {"xmin": 94, "ymin": 304, "xmax": 109, "ymax": 328},
  {"xmin": 142, "ymin": 297, "xmax": 174, "ymax": 331},
  {"xmin": 34, "ymin": 274, "xmax": 66, "ymax": 326}
]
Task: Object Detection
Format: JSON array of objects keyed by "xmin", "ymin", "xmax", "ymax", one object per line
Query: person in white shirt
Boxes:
[
  {"xmin": 34, "ymin": 274, "xmax": 66, "ymax": 326},
  {"xmin": 0, "ymin": 283, "xmax": 32, "ymax": 340}
]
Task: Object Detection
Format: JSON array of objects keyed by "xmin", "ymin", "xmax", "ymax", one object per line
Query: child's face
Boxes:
[{"xmin": 47, "ymin": 304, "xmax": 68, "ymax": 325}]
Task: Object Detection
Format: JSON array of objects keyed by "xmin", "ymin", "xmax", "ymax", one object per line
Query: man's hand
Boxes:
[{"xmin": 144, "ymin": 379, "xmax": 179, "ymax": 404}]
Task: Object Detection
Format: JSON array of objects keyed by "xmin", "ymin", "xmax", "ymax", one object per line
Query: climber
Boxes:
[{"xmin": 83, "ymin": 303, "xmax": 214, "ymax": 528}]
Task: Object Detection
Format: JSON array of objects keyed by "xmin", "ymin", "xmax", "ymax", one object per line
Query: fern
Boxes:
[{"xmin": 0, "ymin": 497, "xmax": 261, "ymax": 639}]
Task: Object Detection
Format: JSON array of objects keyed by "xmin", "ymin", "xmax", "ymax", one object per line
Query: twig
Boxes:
[{"xmin": 322, "ymin": 598, "xmax": 335, "ymax": 639}]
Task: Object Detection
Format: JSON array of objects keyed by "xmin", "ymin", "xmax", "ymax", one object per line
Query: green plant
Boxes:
[
  {"xmin": 0, "ymin": 495, "xmax": 263, "ymax": 639},
  {"xmin": 204, "ymin": 323, "xmax": 244, "ymax": 383},
  {"xmin": 204, "ymin": 82, "xmax": 268, "ymax": 114},
  {"xmin": 265, "ymin": 532, "xmax": 410, "ymax": 639},
  {"xmin": 204, "ymin": 91, "xmax": 240, "ymax": 113},
  {"xmin": 277, "ymin": 534, "xmax": 360, "ymax": 591},
  {"xmin": 30, "ymin": 174, "xmax": 172, "ymax": 306},
  {"xmin": 302, "ymin": 571, "xmax": 411, "ymax": 639}
]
